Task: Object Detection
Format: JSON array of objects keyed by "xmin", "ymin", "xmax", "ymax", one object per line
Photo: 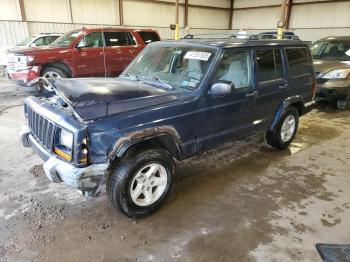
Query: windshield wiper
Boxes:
[
  {"xmin": 119, "ymin": 73, "xmax": 139, "ymax": 81},
  {"xmin": 139, "ymin": 76, "xmax": 174, "ymax": 90}
]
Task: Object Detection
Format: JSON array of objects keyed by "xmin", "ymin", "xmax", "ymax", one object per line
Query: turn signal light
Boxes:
[{"xmin": 54, "ymin": 147, "xmax": 72, "ymax": 161}]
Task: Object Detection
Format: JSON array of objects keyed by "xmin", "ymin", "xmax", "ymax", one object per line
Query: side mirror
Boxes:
[
  {"xmin": 76, "ymin": 42, "xmax": 92, "ymax": 49},
  {"xmin": 30, "ymin": 43, "xmax": 36, "ymax": 47},
  {"xmin": 208, "ymin": 82, "xmax": 234, "ymax": 96}
]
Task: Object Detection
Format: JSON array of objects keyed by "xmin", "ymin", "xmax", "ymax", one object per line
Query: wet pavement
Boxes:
[{"xmin": 0, "ymin": 79, "xmax": 349, "ymax": 261}]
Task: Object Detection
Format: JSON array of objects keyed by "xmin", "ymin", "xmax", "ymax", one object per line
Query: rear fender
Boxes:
[{"xmin": 270, "ymin": 95, "xmax": 304, "ymax": 130}]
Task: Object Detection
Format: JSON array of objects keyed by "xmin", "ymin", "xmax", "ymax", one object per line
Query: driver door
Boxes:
[
  {"xmin": 197, "ymin": 49, "xmax": 258, "ymax": 152},
  {"xmin": 73, "ymin": 32, "xmax": 106, "ymax": 77}
]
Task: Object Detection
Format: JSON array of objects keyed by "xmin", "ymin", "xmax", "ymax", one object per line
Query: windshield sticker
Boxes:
[
  {"xmin": 184, "ymin": 51, "xmax": 212, "ymax": 61},
  {"xmin": 182, "ymin": 80, "xmax": 189, "ymax": 86},
  {"xmin": 346, "ymin": 49, "xmax": 350, "ymax": 56},
  {"xmin": 188, "ymin": 79, "xmax": 199, "ymax": 89}
]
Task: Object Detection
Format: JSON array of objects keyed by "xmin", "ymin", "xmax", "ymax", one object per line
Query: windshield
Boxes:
[
  {"xmin": 311, "ymin": 40, "xmax": 350, "ymax": 60},
  {"xmin": 17, "ymin": 36, "xmax": 35, "ymax": 46},
  {"xmin": 122, "ymin": 45, "xmax": 216, "ymax": 90},
  {"xmin": 50, "ymin": 30, "xmax": 82, "ymax": 47}
]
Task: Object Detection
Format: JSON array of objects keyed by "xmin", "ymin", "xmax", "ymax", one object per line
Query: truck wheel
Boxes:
[
  {"xmin": 337, "ymin": 99, "xmax": 350, "ymax": 110},
  {"xmin": 265, "ymin": 107, "xmax": 299, "ymax": 150},
  {"xmin": 107, "ymin": 148, "xmax": 175, "ymax": 218},
  {"xmin": 41, "ymin": 67, "xmax": 68, "ymax": 79}
]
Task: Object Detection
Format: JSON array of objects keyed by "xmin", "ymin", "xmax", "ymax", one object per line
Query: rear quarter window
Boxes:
[
  {"xmin": 285, "ymin": 48, "xmax": 311, "ymax": 77},
  {"xmin": 138, "ymin": 31, "xmax": 160, "ymax": 45}
]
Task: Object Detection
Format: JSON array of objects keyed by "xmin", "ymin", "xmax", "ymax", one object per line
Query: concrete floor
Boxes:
[{"xmin": 0, "ymin": 79, "xmax": 349, "ymax": 262}]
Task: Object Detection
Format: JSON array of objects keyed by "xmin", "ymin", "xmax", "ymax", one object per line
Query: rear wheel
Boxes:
[
  {"xmin": 265, "ymin": 107, "xmax": 299, "ymax": 150},
  {"xmin": 337, "ymin": 99, "xmax": 350, "ymax": 110},
  {"xmin": 107, "ymin": 148, "xmax": 175, "ymax": 218}
]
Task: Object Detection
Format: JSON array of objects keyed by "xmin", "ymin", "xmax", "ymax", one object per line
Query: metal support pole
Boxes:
[
  {"xmin": 229, "ymin": 0, "xmax": 234, "ymax": 30},
  {"xmin": 119, "ymin": 0, "xmax": 124, "ymax": 26},
  {"xmin": 175, "ymin": 0, "xmax": 179, "ymax": 40},
  {"xmin": 19, "ymin": 0, "xmax": 27, "ymax": 21}
]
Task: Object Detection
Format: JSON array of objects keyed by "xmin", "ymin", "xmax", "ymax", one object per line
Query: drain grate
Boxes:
[{"xmin": 316, "ymin": 244, "xmax": 350, "ymax": 262}]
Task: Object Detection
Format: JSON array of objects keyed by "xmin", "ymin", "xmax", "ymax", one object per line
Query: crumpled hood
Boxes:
[
  {"xmin": 53, "ymin": 78, "xmax": 185, "ymax": 121},
  {"xmin": 313, "ymin": 59, "xmax": 350, "ymax": 75}
]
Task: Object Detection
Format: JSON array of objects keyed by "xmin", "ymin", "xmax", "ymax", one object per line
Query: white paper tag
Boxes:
[
  {"xmin": 345, "ymin": 49, "xmax": 350, "ymax": 56},
  {"xmin": 184, "ymin": 51, "xmax": 211, "ymax": 61}
]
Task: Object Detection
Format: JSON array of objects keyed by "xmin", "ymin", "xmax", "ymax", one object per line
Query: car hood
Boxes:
[
  {"xmin": 313, "ymin": 59, "xmax": 350, "ymax": 75},
  {"xmin": 8, "ymin": 45, "xmax": 67, "ymax": 55},
  {"xmin": 53, "ymin": 78, "xmax": 188, "ymax": 121}
]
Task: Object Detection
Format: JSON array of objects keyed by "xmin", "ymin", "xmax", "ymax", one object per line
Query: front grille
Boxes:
[
  {"xmin": 7, "ymin": 54, "xmax": 16, "ymax": 71},
  {"xmin": 25, "ymin": 104, "xmax": 55, "ymax": 151}
]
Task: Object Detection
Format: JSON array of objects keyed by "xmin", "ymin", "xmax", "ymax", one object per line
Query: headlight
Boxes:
[
  {"xmin": 54, "ymin": 128, "xmax": 73, "ymax": 161},
  {"xmin": 322, "ymin": 68, "xmax": 350, "ymax": 79},
  {"xmin": 15, "ymin": 55, "xmax": 34, "ymax": 70},
  {"xmin": 59, "ymin": 129, "xmax": 73, "ymax": 149}
]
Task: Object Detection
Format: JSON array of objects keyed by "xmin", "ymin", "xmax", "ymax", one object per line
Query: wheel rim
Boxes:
[
  {"xmin": 43, "ymin": 71, "xmax": 61, "ymax": 79},
  {"xmin": 280, "ymin": 114, "xmax": 296, "ymax": 142},
  {"xmin": 130, "ymin": 163, "xmax": 168, "ymax": 207}
]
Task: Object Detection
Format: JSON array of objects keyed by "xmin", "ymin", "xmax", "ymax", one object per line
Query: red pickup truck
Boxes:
[{"xmin": 7, "ymin": 27, "xmax": 160, "ymax": 86}]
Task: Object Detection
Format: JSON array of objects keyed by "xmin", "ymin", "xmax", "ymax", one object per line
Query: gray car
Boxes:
[{"xmin": 311, "ymin": 36, "xmax": 350, "ymax": 109}]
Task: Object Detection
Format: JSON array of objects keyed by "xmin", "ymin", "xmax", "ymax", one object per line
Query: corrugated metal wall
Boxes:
[{"xmin": 1, "ymin": 0, "xmax": 350, "ymax": 47}]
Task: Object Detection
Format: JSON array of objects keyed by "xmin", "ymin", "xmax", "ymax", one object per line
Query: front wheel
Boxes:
[
  {"xmin": 107, "ymin": 148, "xmax": 175, "ymax": 218},
  {"xmin": 265, "ymin": 107, "xmax": 299, "ymax": 150}
]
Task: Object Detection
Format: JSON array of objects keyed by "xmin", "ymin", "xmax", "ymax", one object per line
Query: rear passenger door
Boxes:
[
  {"xmin": 103, "ymin": 31, "xmax": 142, "ymax": 76},
  {"xmin": 285, "ymin": 47, "xmax": 314, "ymax": 102},
  {"xmin": 254, "ymin": 48, "xmax": 289, "ymax": 128}
]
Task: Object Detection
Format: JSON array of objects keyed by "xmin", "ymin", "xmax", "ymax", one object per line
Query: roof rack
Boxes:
[{"xmin": 182, "ymin": 32, "xmax": 301, "ymax": 41}]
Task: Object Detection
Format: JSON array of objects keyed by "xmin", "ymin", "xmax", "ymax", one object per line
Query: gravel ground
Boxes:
[{"xmin": 0, "ymin": 79, "xmax": 349, "ymax": 262}]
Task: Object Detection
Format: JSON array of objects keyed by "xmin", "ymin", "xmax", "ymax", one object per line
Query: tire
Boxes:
[
  {"xmin": 107, "ymin": 148, "xmax": 175, "ymax": 218},
  {"xmin": 265, "ymin": 107, "xmax": 299, "ymax": 150},
  {"xmin": 41, "ymin": 67, "xmax": 68, "ymax": 79},
  {"xmin": 337, "ymin": 99, "xmax": 350, "ymax": 110}
]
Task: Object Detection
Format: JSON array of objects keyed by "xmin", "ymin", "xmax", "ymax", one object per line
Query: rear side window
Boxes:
[
  {"xmin": 285, "ymin": 48, "xmax": 311, "ymax": 77},
  {"xmin": 104, "ymin": 32, "xmax": 135, "ymax": 46},
  {"xmin": 256, "ymin": 49, "xmax": 283, "ymax": 82},
  {"xmin": 138, "ymin": 31, "xmax": 160, "ymax": 45}
]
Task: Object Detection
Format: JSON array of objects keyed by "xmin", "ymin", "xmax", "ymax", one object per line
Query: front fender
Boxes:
[{"xmin": 108, "ymin": 125, "xmax": 182, "ymax": 162}]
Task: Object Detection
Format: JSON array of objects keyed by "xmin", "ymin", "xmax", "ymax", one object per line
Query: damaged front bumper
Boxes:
[{"xmin": 19, "ymin": 125, "xmax": 108, "ymax": 196}]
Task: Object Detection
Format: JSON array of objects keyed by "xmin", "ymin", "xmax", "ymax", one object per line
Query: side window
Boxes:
[
  {"xmin": 286, "ymin": 48, "xmax": 311, "ymax": 77},
  {"xmin": 138, "ymin": 31, "xmax": 160, "ymax": 45},
  {"xmin": 256, "ymin": 49, "xmax": 283, "ymax": 82},
  {"xmin": 33, "ymin": 37, "xmax": 45, "ymax": 46},
  {"xmin": 104, "ymin": 32, "xmax": 135, "ymax": 46},
  {"xmin": 213, "ymin": 50, "xmax": 252, "ymax": 89},
  {"xmin": 77, "ymin": 32, "xmax": 103, "ymax": 48}
]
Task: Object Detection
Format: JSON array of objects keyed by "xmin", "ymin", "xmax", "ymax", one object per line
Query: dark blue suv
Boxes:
[{"xmin": 20, "ymin": 37, "xmax": 316, "ymax": 218}]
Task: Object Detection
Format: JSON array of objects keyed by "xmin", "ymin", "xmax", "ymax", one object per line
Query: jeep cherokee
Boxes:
[{"xmin": 20, "ymin": 36, "xmax": 316, "ymax": 218}]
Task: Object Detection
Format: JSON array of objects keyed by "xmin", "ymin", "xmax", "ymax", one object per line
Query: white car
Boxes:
[{"xmin": 0, "ymin": 33, "xmax": 62, "ymax": 66}]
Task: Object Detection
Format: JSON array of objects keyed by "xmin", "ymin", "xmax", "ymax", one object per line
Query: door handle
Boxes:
[
  {"xmin": 279, "ymin": 84, "xmax": 289, "ymax": 90},
  {"xmin": 245, "ymin": 91, "xmax": 258, "ymax": 97},
  {"xmin": 129, "ymin": 49, "xmax": 136, "ymax": 54}
]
